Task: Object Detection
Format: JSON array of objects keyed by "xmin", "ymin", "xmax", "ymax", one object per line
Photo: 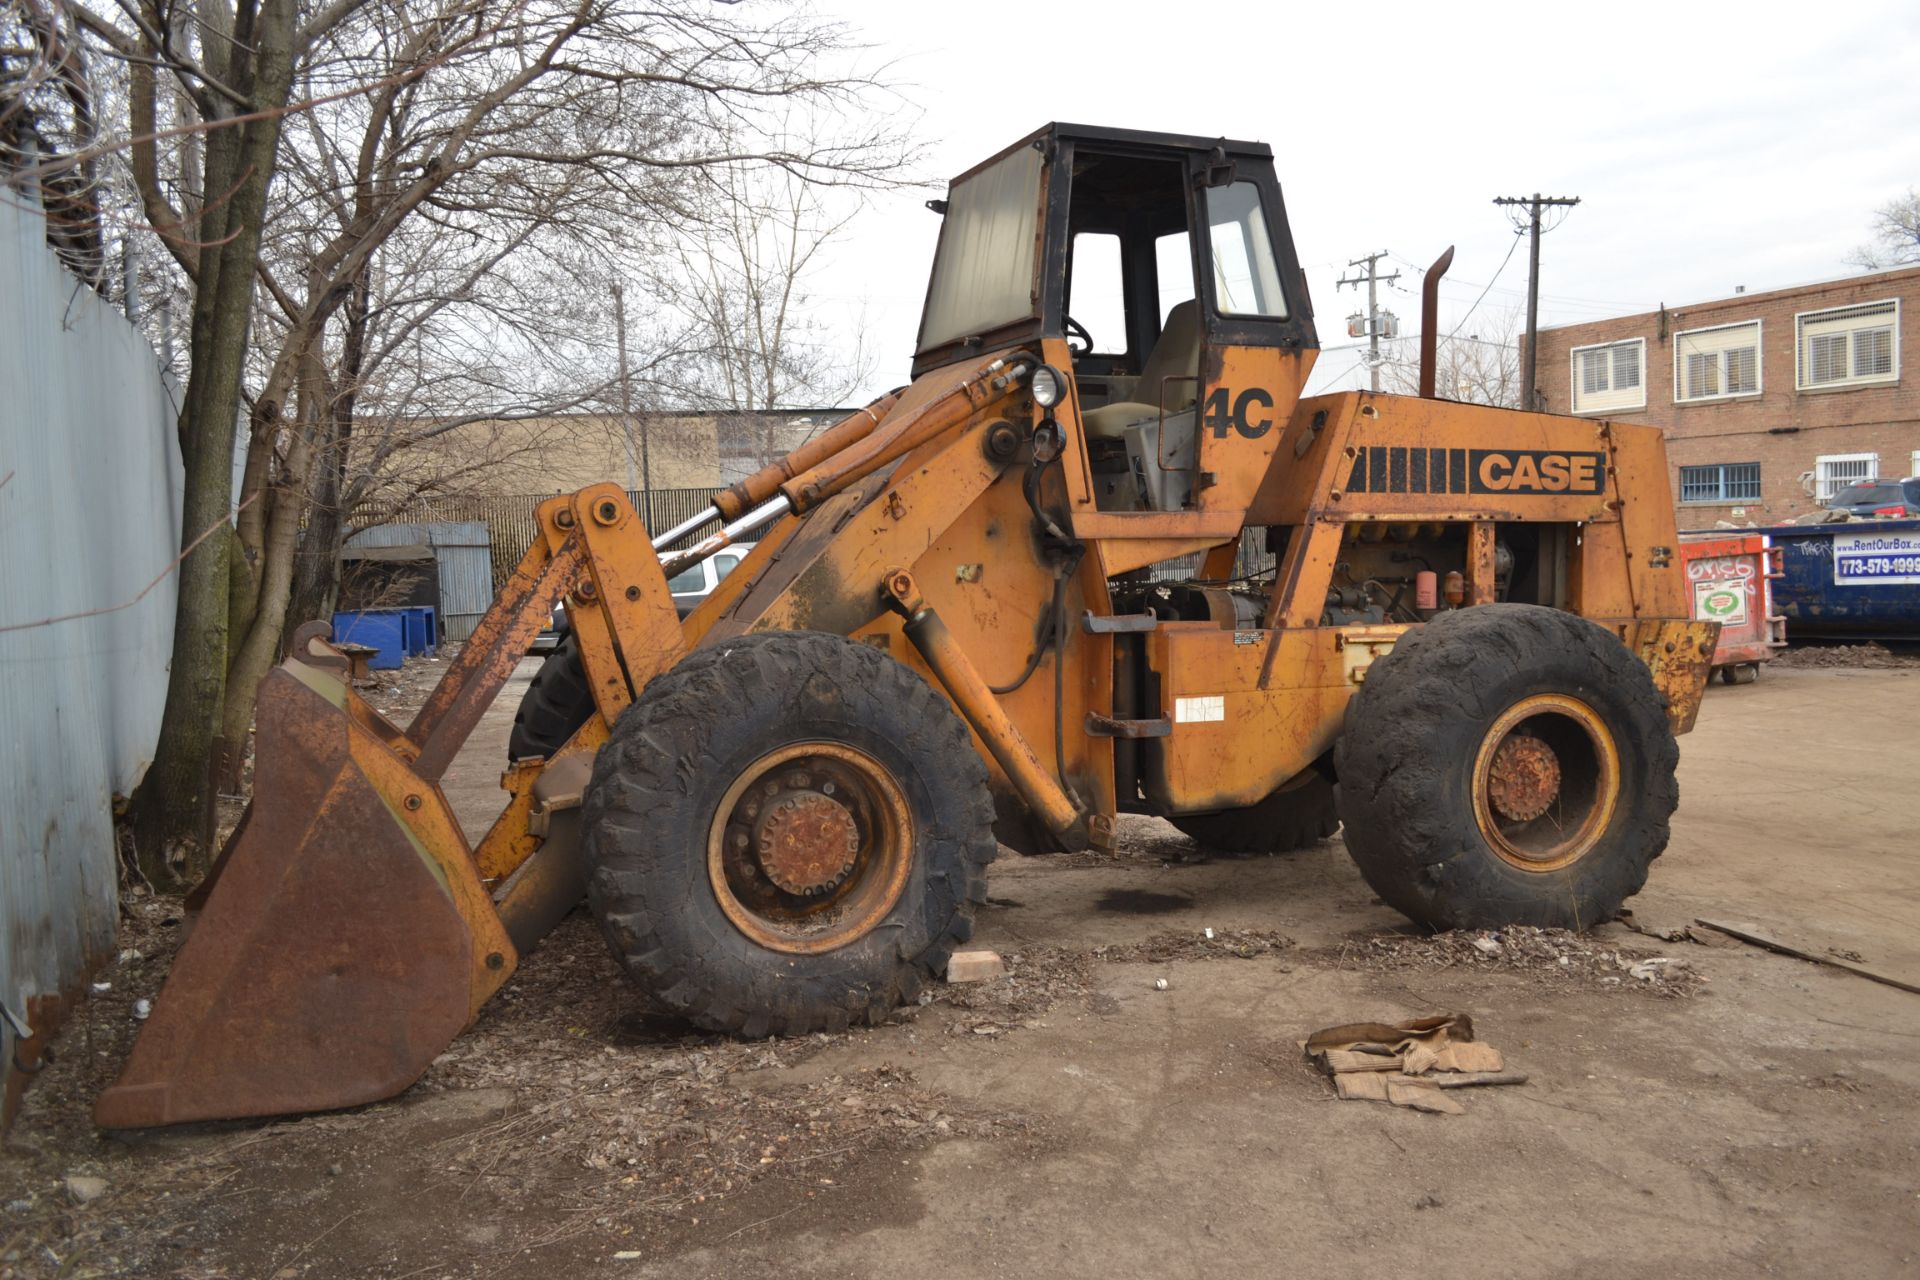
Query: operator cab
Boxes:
[{"xmin": 913, "ymin": 124, "xmax": 1317, "ymax": 516}]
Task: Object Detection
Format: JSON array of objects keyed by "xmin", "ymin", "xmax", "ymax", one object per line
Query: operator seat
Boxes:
[{"xmin": 1082, "ymin": 300, "xmax": 1202, "ymax": 438}]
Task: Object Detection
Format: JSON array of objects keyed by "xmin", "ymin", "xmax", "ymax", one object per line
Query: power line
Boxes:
[
  {"xmin": 1310, "ymin": 353, "xmax": 1372, "ymax": 391},
  {"xmin": 1492, "ymin": 193, "xmax": 1583, "ymax": 410},
  {"xmin": 1322, "ymin": 332, "xmax": 1513, "ymax": 353},
  {"xmin": 1446, "ymin": 231, "xmax": 1524, "ymax": 341}
]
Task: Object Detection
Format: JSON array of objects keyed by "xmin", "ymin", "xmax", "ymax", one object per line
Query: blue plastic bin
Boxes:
[
  {"xmin": 400, "ymin": 605, "xmax": 438, "ymax": 656},
  {"xmin": 331, "ymin": 611, "xmax": 405, "ymax": 669},
  {"xmin": 399, "ymin": 606, "xmax": 439, "ymax": 656}
]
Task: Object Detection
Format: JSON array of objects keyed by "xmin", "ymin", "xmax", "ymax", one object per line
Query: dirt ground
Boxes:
[{"xmin": 5, "ymin": 658, "xmax": 1918, "ymax": 1279}]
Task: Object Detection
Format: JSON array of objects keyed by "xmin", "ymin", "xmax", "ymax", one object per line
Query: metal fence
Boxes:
[
  {"xmin": 0, "ymin": 184, "xmax": 183, "ymax": 1120},
  {"xmin": 383, "ymin": 488, "xmax": 722, "ymax": 593}
]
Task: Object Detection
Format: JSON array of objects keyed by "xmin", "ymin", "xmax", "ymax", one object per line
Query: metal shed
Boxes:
[{"xmin": 345, "ymin": 521, "xmax": 493, "ymax": 641}]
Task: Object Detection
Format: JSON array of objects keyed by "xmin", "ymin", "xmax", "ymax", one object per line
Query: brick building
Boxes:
[{"xmin": 1531, "ymin": 266, "xmax": 1920, "ymax": 525}]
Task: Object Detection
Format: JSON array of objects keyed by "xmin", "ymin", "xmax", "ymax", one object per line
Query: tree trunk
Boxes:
[
  {"xmin": 286, "ymin": 442, "xmax": 345, "ymax": 638},
  {"xmin": 219, "ymin": 344, "xmax": 321, "ymax": 772},
  {"xmin": 128, "ymin": 0, "xmax": 301, "ymax": 888},
  {"xmin": 286, "ymin": 271, "xmax": 369, "ymax": 639}
]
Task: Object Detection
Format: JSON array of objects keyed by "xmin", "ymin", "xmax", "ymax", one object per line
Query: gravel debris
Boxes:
[
  {"xmin": 924, "ymin": 929, "xmax": 1295, "ymax": 1036},
  {"xmin": 0, "ymin": 912, "xmax": 1037, "ymax": 1278},
  {"xmin": 1773, "ymin": 642, "xmax": 1920, "ymax": 670},
  {"xmin": 1094, "ymin": 928, "xmax": 1293, "ymax": 964},
  {"xmin": 1316, "ymin": 926, "xmax": 1706, "ymax": 997}
]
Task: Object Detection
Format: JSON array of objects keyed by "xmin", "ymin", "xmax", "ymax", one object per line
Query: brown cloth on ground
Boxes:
[{"xmin": 1305, "ymin": 1013, "xmax": 1519, "ymax": 1114}]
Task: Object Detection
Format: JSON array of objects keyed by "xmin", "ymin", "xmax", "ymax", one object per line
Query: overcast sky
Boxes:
[{"xmin": 798, "ymin": 0, "xmax": 1920, "ymax": 401}]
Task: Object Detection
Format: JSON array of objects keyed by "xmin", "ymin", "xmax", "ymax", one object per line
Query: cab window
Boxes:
[
  {"xmin": 1205, "ymin": 182, "xmax": 1287, "ymax": 318},
  {"xmin": 1156, "ymin": 231, "xmax": 1195, "ymax": 314},
  {"xmin": 917, "ymin": 144, "xmax": 1044, "ymax": 351},
  {"xmin": 1067, "ymin": 232, "xmax": 1127, "ymax": 355}
]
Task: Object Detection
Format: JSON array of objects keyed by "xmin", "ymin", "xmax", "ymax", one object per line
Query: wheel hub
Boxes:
[
  {"xmin": 1487, "ymin": 733, "xmax": 1561, "ymax": 823},
  {"xmin": 754, "ymin": 790, "xmax": 860, "ymax": 896},
  {"xmin": 709, "ymin": 742, "xmax": 916, "ymax": 955}
]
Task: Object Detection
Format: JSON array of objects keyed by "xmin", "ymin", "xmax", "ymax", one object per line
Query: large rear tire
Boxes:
[
  {"xmin": 1334, "ymin": 604, "xmax": 1677, "ymax": 931},
  {"xmin": 1167, "ymin": 775, "xmax": 1339, "ymax": 853},
  {"xmin": 581, "ymin": 631, "xmax": 996, "ymax": 1036}
]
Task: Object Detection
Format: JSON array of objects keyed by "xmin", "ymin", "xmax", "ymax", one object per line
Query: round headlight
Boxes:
[{"xmin": 1030, "ymin": 363, "xmax": 1066, "ymax": 409}]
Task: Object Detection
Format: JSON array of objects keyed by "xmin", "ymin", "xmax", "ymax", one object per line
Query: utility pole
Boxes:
[
  {"xmin": 609, "ymin": 282, "xmax": 654, "ymax": 529},
  {"xmin": 1337, "ymin": 251, "xmax": 1400, "ymax": 392},
  {"xmin": 1492, "ymin": 193, "xmax": 1581, "ymax": 411}
]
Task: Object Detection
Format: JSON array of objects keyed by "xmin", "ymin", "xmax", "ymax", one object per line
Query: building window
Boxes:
[
  {"xmin": 1816, "ymin": 452, "xmax": 1878, "ymax": 502},
  {"xmin": 1674, "ymin": 321, "xmax": 1761, "ymax": 402},
  {"xmin": 1796, "ymin": 300, "xmax": 1899, "ymax": 390},
  {"xmin": 1569, "ymin": 338, "xmax": 1646, "ymax": 414},
  {"xmin": 1679, "ymin": 462, "xmax": 1761, "ymax": 503}
]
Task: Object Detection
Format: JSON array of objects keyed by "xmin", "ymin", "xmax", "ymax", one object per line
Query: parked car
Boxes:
[
  {"xmin": 667, "ymin": 543, "xmax": 753, "ymax": 617},
  {"xmin": 530, "ymin": 543, "xmax": 754, "ymax": 653},
  {"xmin": 530, "ymin": 600, "xmax": 569, "ymax": 654},
  {"xmin": 1826, "ymin": 477, "xmax": 1920, "ymax": 518}
]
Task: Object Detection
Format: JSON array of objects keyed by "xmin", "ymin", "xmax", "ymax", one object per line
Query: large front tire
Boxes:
[
  {"xmin": 1335, "ymin": 604, "xmax": 1678, "ymax": 931},
  {"xmin": 581, "ymin": 632, "xmax": 996, "ymax": 1036}
]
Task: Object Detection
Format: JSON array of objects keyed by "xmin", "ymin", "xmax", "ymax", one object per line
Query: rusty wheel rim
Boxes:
[
  {"xmin": 1470, "ymin": 693, "xmax": 1619, "ymax": 873},
  {"xmin": 706, "ymin": 742, "xmax": 914, "ymax": 954}
]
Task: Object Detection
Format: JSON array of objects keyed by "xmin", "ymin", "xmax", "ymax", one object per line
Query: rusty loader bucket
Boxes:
[{"xmin": 96, "ymin": 484, "xmax": 686, "ymax": 1128}]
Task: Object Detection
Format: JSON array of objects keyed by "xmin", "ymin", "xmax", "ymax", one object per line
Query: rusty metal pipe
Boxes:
[
  {"xmin": 651, "ymin": 393, "xmax": 901, "ymax": 552},
  {"xmin": 780, "ymin": 357, "xmax": 1028, "ymax": 514},
  {"xmin": 710, "ymin": 392, "xmax": 902, "ymax": 525},
  {"xmin": 657, "ymin": 494, "xmax": 792, "ymax": 579},
  {"xmin": 883, "ymin": 568, "xmax": 1088, "ymax": 850},
  {"xmin": 658, "ymin": 357, "xmax": 1027, "ymax": 581},
  {"xmin": 1419, "ymin": 245, "xmax": 1455, "ymax": 399}
]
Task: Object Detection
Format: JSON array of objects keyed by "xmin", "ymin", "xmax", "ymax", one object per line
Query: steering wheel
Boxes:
[{"xmin": 1063, "ymin": 314, "xmax": 1094, "ymax": 355}]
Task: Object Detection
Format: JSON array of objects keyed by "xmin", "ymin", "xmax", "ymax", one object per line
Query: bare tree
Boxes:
[
  {"xmin": 1845, "ymin": 187, "xmax": 1920, "ymax": 271},
  {"xmin": 217, "ymin": 5, "xmax": 910, "ymax": 787},
  {"xmin": 62, "ymin": 0, "xmax": 914, "ymax": 886},
  {"xmin": 1378, "ymin": 308, "xmax": 1524, "ymax": 409},
  {"xmin": 62, "ymin": 0, "xmax": 362, "ymax": 885},
  {"xmin": 2, "ymin": 0, "xmax": 107, "ymax": 281},
  {"xmin": 647, "ymin": 152, "xmax": 876, "ymax": 469}
]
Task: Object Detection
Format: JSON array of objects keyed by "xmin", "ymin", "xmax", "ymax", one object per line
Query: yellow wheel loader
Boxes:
[{"xmin": 97, "ymin": 124, "xmax": 1716, "ymax": 1128}]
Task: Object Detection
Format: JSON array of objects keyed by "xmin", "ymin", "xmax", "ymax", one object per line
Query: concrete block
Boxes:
[{"xmin": 945, "ymin": 949, "xmax": 1005, "ymax": 983}]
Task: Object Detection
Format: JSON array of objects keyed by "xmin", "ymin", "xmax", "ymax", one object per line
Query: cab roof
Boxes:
[{"xmin": 949, "ymin": 122, "xmax": 1275, "ymax": 187}]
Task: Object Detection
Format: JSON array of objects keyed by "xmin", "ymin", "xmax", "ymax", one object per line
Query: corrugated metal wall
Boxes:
[
  {"xmin": 0, "ymin": 188, "xmax": 183, "ymax": 1108},
  {"xmin": 345, "ymin": 521, "xmax": 493, "ymax": 640}
]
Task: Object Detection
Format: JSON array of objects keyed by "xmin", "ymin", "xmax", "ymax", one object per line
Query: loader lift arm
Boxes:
[{"xmin": 97, "ymin": 358, "xmax": 1037, "ymax": 1129}]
